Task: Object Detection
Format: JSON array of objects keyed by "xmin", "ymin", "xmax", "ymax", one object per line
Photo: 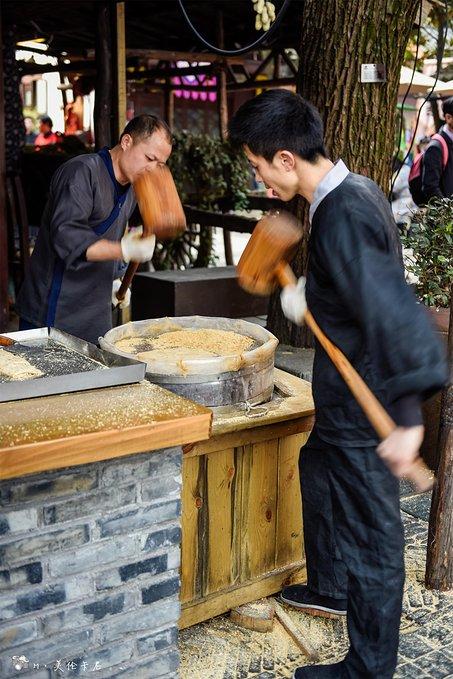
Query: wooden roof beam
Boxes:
[{"xmin": 87, "ymin": 48, "xmax": 252, "ymax": 65}]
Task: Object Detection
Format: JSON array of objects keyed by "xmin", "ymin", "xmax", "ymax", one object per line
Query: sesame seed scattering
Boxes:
[
  {"xmin": 0, "ymin": 381, "xmax": 206, "ymax": 448},
  {"xmin": 0, "ymin": 339, "xmax": 107, "ymax": 383}
]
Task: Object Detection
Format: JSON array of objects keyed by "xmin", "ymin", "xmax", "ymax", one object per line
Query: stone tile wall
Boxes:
[{"xmin": 0, "ymin": 448, "xmax": 182, "ymax": 678}]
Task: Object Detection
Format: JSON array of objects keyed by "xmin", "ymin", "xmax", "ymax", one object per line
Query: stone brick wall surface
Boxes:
[{"xmin": 0, "ymin": 447, "xmax": 182, "ymax": 678}]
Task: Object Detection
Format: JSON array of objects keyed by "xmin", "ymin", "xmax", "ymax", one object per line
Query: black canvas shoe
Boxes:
[
  {"xmin": 281, "ymin": 584, "xmax": 347, "ymax": 617},
  {"xmin": 292, "ymin": 662, "xmax": 345, "ymax": 678}
]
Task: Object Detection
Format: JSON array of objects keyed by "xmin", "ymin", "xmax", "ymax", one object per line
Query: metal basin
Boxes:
[{"xmin": 100, "ymin": 316, "xmax": 278, "ymax": 407}]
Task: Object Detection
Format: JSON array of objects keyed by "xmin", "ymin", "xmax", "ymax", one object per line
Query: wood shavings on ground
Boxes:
[
  {"xmin": 179, "ymin": 608, "xmax": 348, "ymax": 678},
  {"xmin": 0, "ymin": 348, "xmax": 43, "ymax": 380}
]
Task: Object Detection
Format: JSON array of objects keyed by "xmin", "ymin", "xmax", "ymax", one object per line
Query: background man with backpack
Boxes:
[{"xmin": 414, "ymin": 96, "xmax": 453, "ymax": 204}]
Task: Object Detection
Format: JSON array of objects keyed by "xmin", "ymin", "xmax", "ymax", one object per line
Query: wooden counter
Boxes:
[
  {"xmin": 179, "ymin": 369, "xmax": 314, "ymax": 628},
  {"xmin": 0, "ymin": 369, "xmax": 313, "ymax": 634},
  {"xmin": 0, "ymin": 381, "xmax": 212, "ymax": 480}
]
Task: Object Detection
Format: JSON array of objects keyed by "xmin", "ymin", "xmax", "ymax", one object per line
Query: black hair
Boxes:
[
  {"xmin": 228, "ymin": 89, "xmax": 326, "ymax": 162},
  {"xmin": 442, "ymin": 96, "xmax": 453, "ymax": 117},
  {"xmin": 120, "ymin": 114, "xmax": 171, "ymax": 144},
  {"xmin": 40, "ymin": 115, "xmax": 53, "ymax": 127}
]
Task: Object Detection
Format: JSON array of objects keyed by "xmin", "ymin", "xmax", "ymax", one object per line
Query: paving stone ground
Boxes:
[{"xmin": 179, "ymin": 482, "xmax": 453, "ymax": 678}]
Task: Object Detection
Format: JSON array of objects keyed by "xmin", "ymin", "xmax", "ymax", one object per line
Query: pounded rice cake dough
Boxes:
[
  {"xmin": 114, "ymin": 337, "xmax": 145, "ymax": 353},
  {"xmin": 136, "ymin": 347, "xmax": 217, "ymax": 363},
  {"xmin": 151, "ymin": 329, "xmax": 254, "ymax": 355},
  {"xmin": 0, "ymin": 348, "xmax": 43, "ymax": 380}
]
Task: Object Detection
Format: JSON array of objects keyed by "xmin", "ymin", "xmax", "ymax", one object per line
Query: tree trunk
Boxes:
[
  {"xmin": 425, "ymin": 291, "xmax": 453, "ymax": 591},
  {"xmin": 267, "ymin": 0, "xmax": 419, "ymax": 345}
]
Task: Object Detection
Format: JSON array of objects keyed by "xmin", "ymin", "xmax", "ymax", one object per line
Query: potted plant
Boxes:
[
  {"xmin": 402, "ymin": 197, "xmax": 452, "ymax": 470},
  {"xmin": 403, "ymin": 196, "xmax": 452, "ymax": 334}
]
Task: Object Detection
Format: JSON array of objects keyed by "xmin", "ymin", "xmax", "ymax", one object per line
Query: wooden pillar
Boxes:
[
  {"xmin": 94, "ymin": 2, "xmax": 113, "ymax": 149},
  {"xmin": 113, "ymin": 1, "xmax": 126, "ymax": 142},
  {"xmin": 94, "ymin": 1, "xmax": 126, "ymax": 149},
  {"xmin": 217, "ymin": 11, "xmax": 233, "ymax": 266},
  {"xmin": 426, "ymin": 291, "xmax": 453, "ymax": 590},
  {"xmin": 164, "ymin": 81, "xmax": 175, "ymax": 130},
  {"xmin": 0, "ymin": 3, "xmax": 9, "ymax": 331}
]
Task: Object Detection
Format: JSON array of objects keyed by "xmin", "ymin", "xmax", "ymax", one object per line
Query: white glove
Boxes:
[
  {"xmin": 280, "ymin": 276, "xmax": 307, "ymax": 325},
  {"xmin": 120, "ymin": 227, "xmax": 156, "ymax": 263},
  {"xmin": 112, "ymin": 279, "xmax": 131, "ymax": 309}
]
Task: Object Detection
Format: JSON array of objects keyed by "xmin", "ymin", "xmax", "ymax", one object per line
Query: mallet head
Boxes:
[
  {"xmin": 134, "ymin": 164, "xmax": 186, "ymax": 240},
  {"xmin": 237, "ymin": 210, "xmax": 302, "ymax": 295}
]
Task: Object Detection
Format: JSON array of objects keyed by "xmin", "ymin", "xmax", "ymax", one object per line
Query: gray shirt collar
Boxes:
[{"xmin": 309, "ymin": 159, "xmax": 350, "ymax": 223}]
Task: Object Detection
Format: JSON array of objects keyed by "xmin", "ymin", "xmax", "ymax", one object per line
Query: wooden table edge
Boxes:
[{"xmin": 0, "ymin": 411, "xmax": 212, "ymax": 480}]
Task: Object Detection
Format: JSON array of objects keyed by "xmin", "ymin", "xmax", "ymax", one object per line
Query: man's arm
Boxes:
[
  {"xmin": 281, "ymin": 275, "xmax": 427, "ymax": 478},
  {"xmin": 49, "ymin": 172, "xmax": 99, "ymax": 268},
  {"xmin": 422, "ymin": 143, "xmax": 444, "ymax": 201},
  {"xmin": 86, "ymin": 233, "xmax": 156, "ymax": 263},
  {"xmin": 86, "ymin": 240, "xmax": 122, "ymax": 261},
  {"xmin": 49, "ymin": 165, "xmax": 154, "ymax": 265},
  {"xmin": 315, "ymin": 207, "xmax": 447, "ymax": 474}
]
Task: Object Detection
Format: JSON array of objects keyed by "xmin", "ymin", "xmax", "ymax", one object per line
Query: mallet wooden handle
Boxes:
[
  {"xmin": 0, "ymin": 335, "xmax": 15, "ymax": 347},
  {"xmin": 274, "ymin": 262, "xmax": 433, "ymax": 492},
  {"xmin": 116, "ymin": 262, "xmax": 138, "ymax": 302}
]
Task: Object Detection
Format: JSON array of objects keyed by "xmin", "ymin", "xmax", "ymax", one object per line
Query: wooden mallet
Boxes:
[
  {"xmin": 237, "ymin": 210, "xmax": 433, "ymax": 492},
  {"xmin": 116, "ymin": 164, "xmax": 186, "ymax": 302}
]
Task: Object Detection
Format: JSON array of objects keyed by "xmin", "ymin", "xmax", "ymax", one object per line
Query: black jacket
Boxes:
[
  {"xmin": 422, "ymin": 128, "xmax": 453, "ymax": 200},
  {"xmin": 307, "ymin": 173, "xmax": 447, "ymax": 447}
]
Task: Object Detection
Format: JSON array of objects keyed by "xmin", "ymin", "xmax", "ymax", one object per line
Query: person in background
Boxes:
[
  {"xmin": 391, "ymin": 156, "xmax": 417, "ymax": 233},
  {"xmin": 24, "ymin": 116, "xmax": 37, "ymax": 145},
  {"xmin": 417, "ymin": 136, "xmax": 431, "ymax": 154},
  {"xmin": 34, "ymin": 115, "xmax": 61, "ymax": 147},
  {"xmin": 16, "ymin": 114, "xmax": 171, "ymax": 345},
  {"xmin": 422, "ymin": 96, "xmax": 453, "ymax": 200}
]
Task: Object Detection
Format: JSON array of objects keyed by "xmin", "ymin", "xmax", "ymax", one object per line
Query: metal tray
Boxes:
[{"xmin": 0, "ymin": 328, "xmax": 146, "ymax": 403}]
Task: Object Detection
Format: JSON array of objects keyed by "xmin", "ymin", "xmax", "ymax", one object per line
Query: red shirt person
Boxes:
[{"xmin": 35, "ymin": 116, "xmax": 60, "ymax": 146}]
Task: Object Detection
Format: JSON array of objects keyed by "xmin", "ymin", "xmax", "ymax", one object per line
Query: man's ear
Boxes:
[
  {"xmin": 278, "ymin": 150, "xmax": 296, "ymax": 171},
  {"xmin": 121, "ymin": 133, "xmax": 133, "ymax": 150}
]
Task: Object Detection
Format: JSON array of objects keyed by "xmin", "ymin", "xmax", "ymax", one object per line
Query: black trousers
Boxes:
[{"xmin": 299, "ymin": 430, "xmax": 405, "ymax": 678}]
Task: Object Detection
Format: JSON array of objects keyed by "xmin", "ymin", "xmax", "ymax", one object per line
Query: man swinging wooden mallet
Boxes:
[{"xmin": 229, "ymin": 90, "xmax": 447, "ymax": 679}]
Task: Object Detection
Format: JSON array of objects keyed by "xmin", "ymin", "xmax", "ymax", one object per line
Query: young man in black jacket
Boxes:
[
  {"xmin": 422, "ymin": 96, "xmax": 453, "ymax": 200},
  {"xmin": 229, "ymin": 90, "xmax": 447, "ymax": 679}
]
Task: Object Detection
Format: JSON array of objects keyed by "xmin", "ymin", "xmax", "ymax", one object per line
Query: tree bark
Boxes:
[
  {"xmin": 425, "ymin": 290, "xmax": 453, "ymax": 591},
  {"xmin": 267, "ymin": 0, "xmax": 419, "ymax": 345}
]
